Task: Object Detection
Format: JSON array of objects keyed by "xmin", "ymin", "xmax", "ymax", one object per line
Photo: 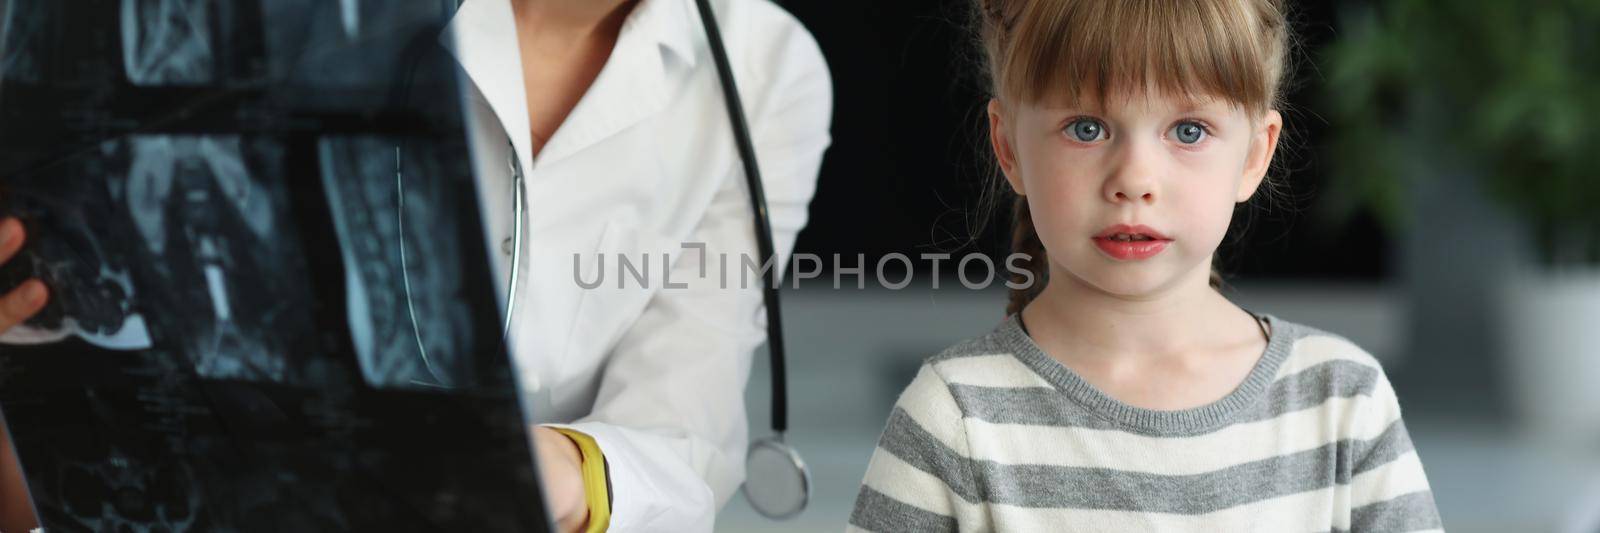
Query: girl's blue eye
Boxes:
[
  {"xmin": 1171, "ymin": 121, "xmax": 1207, "ymax": 144},
  {"xmin": 1066, "ymin": 118, "xmax": 1106, "ymax": 142}
]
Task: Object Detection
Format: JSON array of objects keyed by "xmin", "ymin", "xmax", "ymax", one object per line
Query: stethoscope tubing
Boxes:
[
  {"xmin": 503, "ymin": 145, "xmax": 527, "ymax": 339},
  {"xmin": 692, "ymin": 0, "xmax": 790, "ymax": 437}
]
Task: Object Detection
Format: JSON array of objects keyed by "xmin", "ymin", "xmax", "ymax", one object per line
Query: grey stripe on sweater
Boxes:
[
  {"xmin": 876, "ymin": 405, "xmax": 1418, "ymax": 513},
  {"xmin": 851, "ymin": 487, "xmax": 960, "ymax": 533}
]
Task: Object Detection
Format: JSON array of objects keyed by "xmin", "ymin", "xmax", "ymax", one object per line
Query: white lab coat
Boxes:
[{"xmin": 442, "ymin": 0, "xmax": 831, "ymax": 530}]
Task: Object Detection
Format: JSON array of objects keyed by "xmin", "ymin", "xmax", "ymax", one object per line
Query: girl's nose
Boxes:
[
  {"xmin": 1102, "ymin": 141, "xmax": 1159, "ymax": 205},
  {"xmin": 1111, "ymin": 189, "xmax": 1155, "ymax": 204}
]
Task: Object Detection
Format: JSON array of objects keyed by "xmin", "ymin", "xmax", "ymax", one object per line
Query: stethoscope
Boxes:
[
  {"xmin": 394, "ymin": 0, "xmax": 809, "ymax": 520},
  {"xmin": 692, "ymin": 0, "xmax": 810, "ymax": 519}
]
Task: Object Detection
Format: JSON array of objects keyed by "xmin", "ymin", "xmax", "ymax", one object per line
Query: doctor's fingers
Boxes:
[
  {"xmin": 0, "ymin": 280, "xmax": 47, "ymax": 335},
  {"xmin": 0, "ymin": 217, "xmax": 48, "ymax": 334}
]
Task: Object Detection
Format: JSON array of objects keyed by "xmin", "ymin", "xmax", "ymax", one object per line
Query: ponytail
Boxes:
[{"xmin": 1005, "ymin": 196, "xmax": 1047, "ymax": 316}]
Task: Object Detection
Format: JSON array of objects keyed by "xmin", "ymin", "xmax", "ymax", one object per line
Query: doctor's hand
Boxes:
[
  {"xmin": 532, "ymin": 426, "xmax": 589, "ymax": 533},
  {"xmin": 0, "ymin": 216, "xmax": 49, "ymax": 335}
]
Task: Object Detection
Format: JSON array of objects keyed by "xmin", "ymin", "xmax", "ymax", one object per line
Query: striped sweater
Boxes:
[{"xmin": 850, "ymin": 314, "xmax": 1442, "ymax": 532}]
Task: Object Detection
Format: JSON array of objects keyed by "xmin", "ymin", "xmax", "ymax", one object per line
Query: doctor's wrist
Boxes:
[
  {"xmin": 531, "ymin": 426, "xmax": 589, "ymax": 532},
  {"xmin": 548, "ymin": 427, "xmax": 611, "ymax": 533}
]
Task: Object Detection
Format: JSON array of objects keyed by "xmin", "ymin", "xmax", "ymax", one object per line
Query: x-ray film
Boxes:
[{"xmin": 0, "ymin": 1, "xmax": 547, "ymax": 530}]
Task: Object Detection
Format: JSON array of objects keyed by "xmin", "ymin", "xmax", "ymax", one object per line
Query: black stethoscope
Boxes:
[
  {"xmin": 395, "ymin": 0, "xmax": 808, "ymax": 520},
  {"xmin": 692, "ymin": 0, "xmax": 810, "ymax": 519}
]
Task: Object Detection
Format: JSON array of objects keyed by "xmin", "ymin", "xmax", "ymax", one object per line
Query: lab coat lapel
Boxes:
[
  {"xmin": 441, "ymin": 0, "xmax": 698, "ymax": 171},
  {"xmin": 440, "ymin": 0, "xmax": 536, "ymax": 177},
  {"xmin": 533, "ymin": 0, "xmax": 691, "ymax": 167}
]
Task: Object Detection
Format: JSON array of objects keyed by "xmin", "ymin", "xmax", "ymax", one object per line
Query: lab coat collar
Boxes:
[
  {"xmin": 643, "ymin": 0, "xmax": 698, "ymax": 69},
  {"xmin": 442, "ymin": 0, "xmax": 699, "ymax": 169},
  {"xmin": 441, "ymin": 0, "xmax": 534, "ymax": 174}
]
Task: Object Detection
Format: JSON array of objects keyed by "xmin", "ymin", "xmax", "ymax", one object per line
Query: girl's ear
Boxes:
[
  {"xmin": 1237, "ymin": 109, "xmax": 1282, "ymax": 203},
  {"xmin": 987, "ymin": 99, "xmax": 1025, "ymax": 195}
]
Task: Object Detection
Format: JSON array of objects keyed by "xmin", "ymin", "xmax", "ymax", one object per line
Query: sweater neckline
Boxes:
[{"xmin": 996, "ymin": 311, "xmax": 1295, "ymax": 436}]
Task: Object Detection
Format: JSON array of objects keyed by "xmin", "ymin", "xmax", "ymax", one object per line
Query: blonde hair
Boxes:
[{"xmin": 972, "ymin": 0, "xmax": 1294, "ymax": 315}]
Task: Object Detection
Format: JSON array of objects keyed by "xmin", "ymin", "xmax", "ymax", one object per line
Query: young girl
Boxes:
[{"xmin": 850, "ymin": 0, "xmax": 1442, "ymax": 531}]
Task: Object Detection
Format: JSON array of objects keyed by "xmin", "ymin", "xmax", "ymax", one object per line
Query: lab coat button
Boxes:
[{"xmin": 502, "ymin": 237, "xmax": 513, "ymax": 255}]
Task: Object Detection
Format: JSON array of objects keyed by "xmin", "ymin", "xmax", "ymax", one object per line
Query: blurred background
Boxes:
[{"xmin": 718, "ymin": 0, "xmax": 1600, "ymax": 531}]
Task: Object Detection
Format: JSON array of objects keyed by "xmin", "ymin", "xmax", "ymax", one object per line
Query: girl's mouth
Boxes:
[
  {"xmin": 1091, "ymin": 224, "xmax": 1172, "ymax": 260},
  {"xmin": 1092, "ymin": 233, "xmax": 1171, "ymax": 261}
]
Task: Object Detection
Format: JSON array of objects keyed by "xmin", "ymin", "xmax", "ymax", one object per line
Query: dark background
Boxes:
[{"xmin": 784, "ymin": 0, "xmax": 1388, "ymax": 282}]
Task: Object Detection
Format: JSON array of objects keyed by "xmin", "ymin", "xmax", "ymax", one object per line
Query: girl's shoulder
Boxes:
[
  {"xmin": 915, "ymin": 316, "xmax": 1057, "ymax": 391},
  {"xmin": 1265, "ymin": 316, "xmax": 1393, "ymax": 384},
  {"xmin": 1263, "ymin": 316, "xmax": 1406, "ymax": 436}
]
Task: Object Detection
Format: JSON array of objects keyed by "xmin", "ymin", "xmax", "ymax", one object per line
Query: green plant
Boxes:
[{"xmin": 1322, "ymin": 0, "xmax": 1600, "ymax": 266}]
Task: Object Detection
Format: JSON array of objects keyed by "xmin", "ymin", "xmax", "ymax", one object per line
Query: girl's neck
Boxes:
[{"xmin": 1022, "ymin": 260, "xmax": 1243, "ymax": 362}]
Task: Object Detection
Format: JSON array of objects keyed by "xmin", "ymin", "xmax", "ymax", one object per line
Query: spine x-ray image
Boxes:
[{"xmin": 0, "ymin": 1, "xmax": 546, "ymax": 531}]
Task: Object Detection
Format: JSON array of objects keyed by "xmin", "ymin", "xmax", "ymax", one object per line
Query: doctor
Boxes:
[{"xmin": 0, "ymin": 0, "xmax": 832, "ymax": 531}]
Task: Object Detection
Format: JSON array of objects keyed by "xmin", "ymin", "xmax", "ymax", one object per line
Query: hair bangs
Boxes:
[{"xmin": 996, "ymin": 0, "xmax": 1278, "ymax": 114}]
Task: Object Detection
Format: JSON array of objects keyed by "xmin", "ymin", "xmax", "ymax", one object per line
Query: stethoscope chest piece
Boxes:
[{"xmin": 742, "ymin": 433, "xmax": 810, "ymax": 520}]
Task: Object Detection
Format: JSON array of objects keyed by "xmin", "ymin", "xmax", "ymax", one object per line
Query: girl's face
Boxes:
[{"xmin": 989, "ymin": 92, "xmax": 1281, "ymax": 298}]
